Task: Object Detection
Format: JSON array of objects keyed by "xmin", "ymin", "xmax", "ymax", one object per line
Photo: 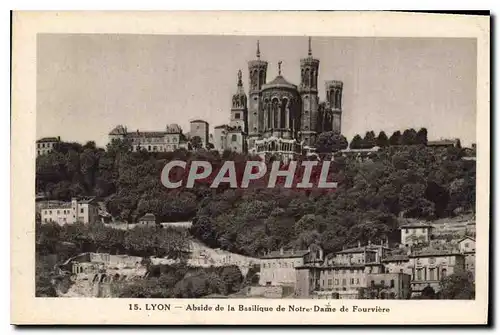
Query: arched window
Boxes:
[
  {"xmin": 305, "ymin": 69, "xmax": 310, "ymax": 87},
  {"xmin": 271, "ymin": 98, "xmax": 279, "ymax": 129},
  {"xmin": 280, "ymin": 98, "xmax": 288, "ymax": 128},
  {"xmin": 266, "ymin": 102, "xmax": 272, "ymax": 129}
]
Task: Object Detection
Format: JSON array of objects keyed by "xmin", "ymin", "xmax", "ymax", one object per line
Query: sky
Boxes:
[{"xmin": 37, "ymin": 34, "xmax": 477, "ymax": 147}]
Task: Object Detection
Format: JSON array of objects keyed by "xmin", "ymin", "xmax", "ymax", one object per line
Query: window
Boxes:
[
  {"xmin": 231, "ymin": 134, "xmax": 237, "ymax": 142},
  {"xmin": 381, "ymin": 280, "xmax": 385, "ymax": 287},
  {"xmin": 350, "ymin": 278, "xmax": 354, "ymax": 284},
  {"xmin": 235, "ymin": 113, "xmax": 241, "ymax": 119},
  {"xmin": 80, "ymin": 208, "xmax": 84, "ymax": 213},
  {"xmin": 390, "ymin": 279, "xmax": 395, "ymax": 288},
  {"xmin": 335, "ymin": 279, "xmax": 339, "ymax": 285},
  {"xmin": 416, "ymin": 268, "xmax": 423, "ymax": 281},
  {"xmin": 405, "ymin": 229, "xmax": 409, "ymax": 234},
  {"xmin": 465, "ymin": 243, "xmax": 469, "ymax": 248},
  {"xmin": 166, "ymin": 138, "xmax": 170, "ymax": 143},
  {"xmin": 57, "ymin": 210, "xmax": 60, "ymax": 214},
  {"xmin": 356, "ymin": 278, "xmax": 360, "ymax": 284},
  {"xmin": 328, "ymin": 279, "xmax": 332, "ymax": 286},
  {"xmin": 429, "ymin": 268, "xmax": 436, "ymax": 281},
  {"xmin": 49, "ymin": 210, "xmax": 52, "ymax": 215}
]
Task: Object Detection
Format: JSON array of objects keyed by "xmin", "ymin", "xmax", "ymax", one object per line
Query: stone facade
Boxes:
[
  {"xmin": 40, "ymin": 197, "xmax": 99, "ymax": 225},
  {"xmin": 400, "ymin": 222, "xmax": 433, "ymax": 247},
  {"xmin": 36, "ymin": 136, "xmax": 60, "ymax": 156},
  {"xmin": 189, "ymin": 120, "xmax": 210, "ymax": 148},
  {"xmin": 218, "ymin": 38, "xmax": 344, "ymax": 157},
  {"xmin": 108, "ymin": 124, "xmax": 188, "ymax": 152}
]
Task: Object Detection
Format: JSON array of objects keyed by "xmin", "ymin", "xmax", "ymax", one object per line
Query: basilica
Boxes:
[{"xmin": 214, "ymin": 37, "xmax": 344, "ymax": 159}]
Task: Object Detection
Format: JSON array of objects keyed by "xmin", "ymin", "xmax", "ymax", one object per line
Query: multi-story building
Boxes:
[
  {"xmin": 259, "ymin": 245, "xmax": 323, "ymax": 287},
  {"xmin": 40, "ymin": 197, "xmax": 99, "ymax": 225},
  {"xmin": 364, "ymin": 273, "xmax": 412, "ymax": 299},
  {"xmin": 213, "ymin": 124, "xmax": 246, "ymax": 153},
  {"xmin": 408, "ymin": 248, "xmax": 466, "ymax": 297},
  {"xmin": 399, "ymin": 221, "xmax": 433, "ymax": 247},
  {"xmin": 295, "ymin": 241, "xmax": 388, "ymax": 299},
  {"xmin": 458, "ymin": 236, "xmax": 476, "ymax": 278},
  {"xmin": 36, "ymin": 136, "xmax": 60, "ymax": 156},
  {"xmin": 108, "ymin": 124, "xmax": 187, "ymax": 152},
  {"xmin": 189, "ymin": 120, "xmax": 210, "ymax": 149}
]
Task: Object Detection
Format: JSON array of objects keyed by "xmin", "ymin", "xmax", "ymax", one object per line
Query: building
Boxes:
[
  {"xmin": 40, "ymin": 197, "xmax": 99, "ymax": 225},
  {"xmin": 399, "ymin": 221, "xmax": 433, "ymax": 247},
  {"xmin": 216, "ymin": 38, "xmax": 344, "ymax": 159},
  {"xmin": 108, "ymin": 124, "xmax": 187, "ymax": 152},
  {"xmin": 364, "ymin": 273, "xmax": 411, "ymax": 299},
  {"xmin": 295, "ymin": 241, "xmax": 388, "ymax": 299},
  {"xmin": 408, "ymin": 248, "xmax": 466, "ymax": 297},
  {"xmin": 260, "ymin": 245, "xmax": 323, "ymax": 287},
  {"xmin": 458, "ymin": 236, "xmax": 476, "ymax": 278},
  {"xmin": 36, "ymin": 136, "xmax": 60, "ymax": 156},
  {"xmin": 138, "ymin": 213, "xmax": 156, "ymax": 227},
  {"xmin": 427, "ymin": 139, "xmax": 461, "ymax": 148},
  {"xmin": 213, "ymin": 124, "xmax": 246, "ymax": 153},
  {"xmin": 189, "ymin": 120, "xmax": 210, "ymax": 149}
]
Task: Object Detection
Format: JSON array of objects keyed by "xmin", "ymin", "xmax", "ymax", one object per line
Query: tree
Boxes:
[
  {"xmin": 376, "ymin": 131, "xmax": 389, "ymax": 147},
  {"xmin": 416, "ymin": 128, "xmax": 428, "ymax": 145},
  {"xmin": 362, "ymin": 131, "xmax": 376, "ymax": 149},
  {"xmin": 389, "ymin": 131, "xmax": 402, "ymax": 146},
  {"xmin": 190, "ymin": 136, "xmax": 203, "ymax": 150},
  {"xmin": 439, "ymin": 271, "xmax": 475, "ymax": 299},
  {"xmin": 401, "ymin": 129, "xmax": 418, "ymax": 145},
  {"xmin": 350, "ymin": 134, "xmax": 364, "ymax": 149},
  {"xmin": 315, "ymin": 131, "xmax": 348, "ymax": 153}
]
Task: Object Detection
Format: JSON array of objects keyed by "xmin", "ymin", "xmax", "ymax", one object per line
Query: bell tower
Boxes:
[
  {"xmin": 230, "ymin": 70, "xmax": 247, "ymax": 131},
  {"xmin": 247, "ymin": 40, "xmax": 268, "ymax": 148},
  {"xmin": 299, "ymin": 37, "xmax": 320, "ymax": 147},
  {"xmin": 325, "ymin": 80, "xmax": 343, "ymax": 134}
]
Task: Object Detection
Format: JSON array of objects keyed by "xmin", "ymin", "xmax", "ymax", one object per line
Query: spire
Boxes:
[
  {"xmin": 278, "ymin": 61, "xmax": 282, "ymax": 76},
  {"xmin": 308, "ymin": 36, "xmax": 312, "ymax": 57},
  {"xmin": 256, "ymin": 40, "xmax": 261, "ymax": 59},
  {"xmin": 237, "ymin": 69, "xmax": 242, "ymax": 86}
]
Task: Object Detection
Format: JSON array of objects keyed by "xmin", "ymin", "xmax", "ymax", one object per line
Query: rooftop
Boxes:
[
  {"xmin": 37, "ymin": 137, "xmax": 60, "ymax": 143},
  {"xmin": 127, "ymin": 131, "xmax": 167, "ymax": 138},
  {"xmin": 382, "ymin": 255, "xmax": 410, "ymax": 262},
  {"xmin": 260, "ymin": 249, "xmax": 309, "ymax": 259},
  {"xmin": 335, "ymin": 247, "xmax": 377, "ymax": 254},
  {"xmin": 262, "ymin": 75, "xmax": 297, "ymax": 90}
]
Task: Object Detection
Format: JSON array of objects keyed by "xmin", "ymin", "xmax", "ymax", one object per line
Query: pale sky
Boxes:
[{"xmin": 37, "ymin": 34, "xmax": 477, "ymax": 147}]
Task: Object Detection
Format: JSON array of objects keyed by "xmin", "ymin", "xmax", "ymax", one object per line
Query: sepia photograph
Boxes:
[{"xmin": 11, "ymin": 11, "xmax": 490, "ymax": 325}]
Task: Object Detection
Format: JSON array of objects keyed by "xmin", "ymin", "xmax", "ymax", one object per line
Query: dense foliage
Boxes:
[
  {"xmin": 36, "ymin": 129, "xmax": 475, "ymax": 259},
  {"xmin": 118, "ymin": 263, "xmax": 244, "ymax": 298},
  {"xmin": 36, "ymin": 222, "xmax": 190, "ymax": 259}
]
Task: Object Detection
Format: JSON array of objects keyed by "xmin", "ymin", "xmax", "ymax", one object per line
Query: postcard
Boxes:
[{"xmin": 11, "ymin": 11, "xmax": 490, "ymax": 325}]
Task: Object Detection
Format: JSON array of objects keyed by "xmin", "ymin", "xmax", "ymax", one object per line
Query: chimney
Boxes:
[{"xmin": 280, "ymin": 247, "xmax": 284, "ymax": 255}]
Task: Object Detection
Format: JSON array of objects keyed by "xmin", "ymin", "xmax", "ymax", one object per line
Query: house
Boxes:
[
  {"xmin": 399, "ymin": 222, "xmax": 433, "ymax": 247},
  {"xmin": 457, "ymin": 236, "xmax": 476, "ymax": 278},
  {"xmin": 36, "ymin": 136, "xmax": 60, "ymax": 156},
  {"xmin": 260, "ymin": 245, "xmax": 323, "ymax": 287},
  {"xmin": 295, "ymin": 241, "xmax": 387, "ymax": 299},
  {"xmin": 364, "ymin": 273, "xmax": 411, "ymax": 299},
  {"xmin": 138, "ymin": 213, "xmax": 156, "ymax": 227},
  {"xmin": 40, "ymin": 197, "xmax": 98, "ymax": 225},
  {"xmin": 408, "ymin": 248, "xmax": 466, "ymax": 297}
]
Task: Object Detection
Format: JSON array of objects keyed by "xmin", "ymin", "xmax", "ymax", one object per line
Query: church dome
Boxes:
[{"xmin": 262, "ymin": 75, "xmax": 297, "ymax": 91}]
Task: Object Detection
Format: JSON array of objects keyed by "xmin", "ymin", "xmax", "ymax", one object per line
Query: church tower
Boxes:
[
  {"xmin": 325, "ymin": 80, "xmax": 343, "ymax": 134},
  {"xmin": 229, "ymin": 70, "xmax": 247, "ymax": 131},
  {"xmin": 247, "ymin": 40, "xmax": 268, "ymax": 148},
  {"xmin": 299, "ymin": 37, "xmax": 320, "ymax": 147}
]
